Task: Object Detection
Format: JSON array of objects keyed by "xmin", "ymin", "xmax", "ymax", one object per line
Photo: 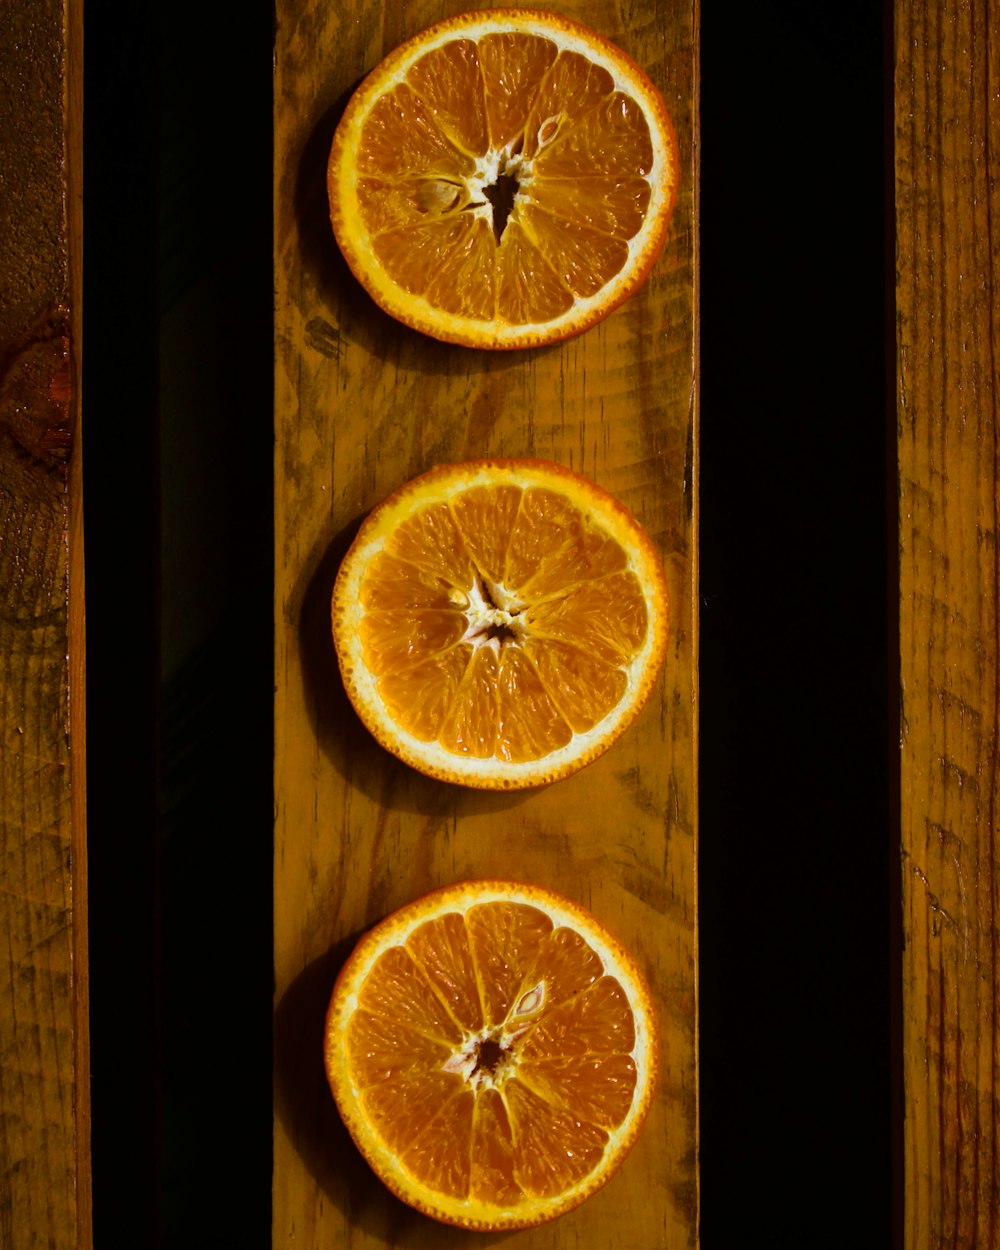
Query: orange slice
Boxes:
[
  {"xmin": 324, "ymin": 879, "xmax": 659, "ymax": 1229},
  {"xmin": 328, "ymin": 9, "xmax": 679, "ymax": 348},
  {"xmin": 331, "ymin": 458, "xmax": 669, "ymax": 788}
]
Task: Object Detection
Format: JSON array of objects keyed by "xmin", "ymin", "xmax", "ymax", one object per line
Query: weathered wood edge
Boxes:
[
  {"xmin": 691, "ymin": 0, "xmax": 702, "ymax": 1242},
  {"xmin": 895, "ymin": 0, "xmax": 1000, "ymax": 1245},
  {"xmin": 0, "ymin": 0, "xmax": 89, "ymax": 1241},
  {"xmin": 67, "ymin": 0, "xmax": 92, "ymax": 1241}
]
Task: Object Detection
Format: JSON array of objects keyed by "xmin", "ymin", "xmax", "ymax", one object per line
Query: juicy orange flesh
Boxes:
[
  {"xmin": 358, "ymin": 484, "xmax": 649, "ymax": 760},
  {"xmin": 344, "ymin": 902, "xmax": 639, "ymax": 1204},
  {"xmin": 354, "ymin": 33, "xmax": 655, "ymax": 325}
]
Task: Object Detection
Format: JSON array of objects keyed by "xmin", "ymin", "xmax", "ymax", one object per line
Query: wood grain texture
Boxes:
[
  {"xmin": 273, "ymin": 2, "xmax": 698, "ymax": 1246},
  {"xmin": 0, "ymin": 0, "xmax": 89, "ymax": 1246},
  {"xmin": 896, "ymin": 0, "xmax": 1000, "ymax": 1245}
]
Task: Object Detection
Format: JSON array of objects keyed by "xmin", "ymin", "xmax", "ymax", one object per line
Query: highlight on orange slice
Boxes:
[
  {"xmin": 324, "ymin": 879, "xmax": 659, "ymax": 1230},
  {"xmin": 327, "ymin": 8, "xmax": 679, "ymax": 348},
  {"xmin": 331, "ymin": 458, "xmax": 669, "ymax": 789}
]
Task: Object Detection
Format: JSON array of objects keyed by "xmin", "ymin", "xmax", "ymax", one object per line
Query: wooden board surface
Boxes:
[
  {"xmin": 895, "ymin": 0, "xmax": 1000, "ymax": 1244},
  {"xmin": 0, "ymin": 0, "xmax": 88, "ymax": 1246},
  {"xmin": 273, "ymin": 2, "xmax": 699, "ymax": 1246}
]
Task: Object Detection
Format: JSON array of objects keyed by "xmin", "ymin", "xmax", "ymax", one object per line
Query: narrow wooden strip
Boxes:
[
  {"xmin": 895, "ymin": 0, "xmax": 1000, "ymax": 1244},
  {"xmin": 0, "ymin": 0, "xmax": 88, "ymax": 1245},
  {"xmin": 66, "ymin": 0, "xmax": 90, "ymax": 1241},
  {"xmin": 274, "ymin": 2, "xmax": 698, "ymax": 1245}
]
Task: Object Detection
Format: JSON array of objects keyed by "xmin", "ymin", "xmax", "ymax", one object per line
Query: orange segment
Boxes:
[
  {"xmin": 407, "ymin": 911, "xmax": 484, "ymax": 1034},
  {"xmin": 356, "ymin": 81, "xmax": 476, "ymax": 180},
  {"xmin": 358, "ymin": 610, "xmax": 467, "ymax": 670},
  {"xmin": 527, "ymin": 175, "xmax": 653, "ymax": 239},
  {"xmin": 495, "ymin": 646, "xmax": 573, "ymax": 763},
  {"xmin": 324, "ymin": 880, "xmax": 659, "ymax": 1230},
  {"xmin": 470, "ymin": 1087, "xmax": 519, "ymax": 1205},
  {"xmin": 383, "ymin": 499, "xmax": 475, "ymax": 587},
  {"xmin": 516, "ymin": 200, "xmax": 631, "ymax": 297},
  {"xmin": 398, "ymin": 1091, "xmax": 475, "ymax": 1198},
  {"xmin": 357, "ymin": 944, "xmax": 463, "ymax": 1043},
  {"xmin": 520, "ymin": 636, "xmax": 628, "ymax": 732},
  {"xmin": 517, "ymin": 1051, "xmax": 638, "ymax": 1132},
  {"xmin": 406, "ymin": 41, "xmax": 489, "ymax": 156},
  {"xmin": 478, "ymin": 32, "xmax": 558, "ymax": 148},
  {"xmin": 328, "ymin": 10, "xmax": 679, "ymax": 347},
  {"xmin": 373, "ymin": 643, "xmax": 471, "ymax": 742},
  {"xmin": 526, "ymin": 569, "xmax": 650, "ymax": 664},
  {"xmin": 360, "ymin": 1069, "xmax": 464, "ymax": 1156},
  {"xmin": 356, "ymin": 175, "xmax": 455, "ymax": 234},
  {"xmin": 371, "ymin": 216, "xmax": 498, "ymax": 321},
  {"xmin": 465, "ymin": 900, "xmax": 553, "ymax": 1026},
  {"xmin": 437, "ymin": 644, "xmax": 499, "ymax": 758},
  {"xmin": 504, "ymin": 485, "xmax": 628, "ymax": 594},
  {"xmin": 448, "ymin": 483, "xmax": 522, "ymax": 585},
  {"xmin": 520, "ymin": 925, "xmax": 604, "ymax": 1009},
  {"xmin": 332, "ymin": 459, "xmax": 669, "ymax": 788},
  {"xmin": 531, "ymin": 90, "xmax": 656, "ymax": 178},
  {"xmin": 345, "ymin": 1008, "xmax": 451, "ymax": 1089},
  {"xmin": 520, "ymin": 50, "xmax": 616, "ymax": 160},
  {"xmin": 504, "ymin": 1078, "xmax": 609, "ymax": 1196},
  {"xmin": 523, "ymin": 975, "xmax": 637, "ymax": 1058},
  {"xmin": 359, "ymin": 550, "xmax": 459, "ymax": 612},
  {"xmin": 495, "ymin": 220, "xmax": 575, "ymax": 323}
]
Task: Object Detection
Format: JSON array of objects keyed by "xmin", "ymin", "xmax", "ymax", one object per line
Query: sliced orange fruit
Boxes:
[
  {"xmin": 331, "ymin": 458, "xmax": 669, "ymax": 788},
  {"xmin": 324, "ymin": 879, "xmax": 659, "ymax": 1229},
  {"xmin": 328, "ymin": 8, "xmax": 679, "ymax": 348}
]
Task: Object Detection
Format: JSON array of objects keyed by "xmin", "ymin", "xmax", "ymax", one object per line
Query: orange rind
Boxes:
[
  {"xmin": 324, "ymin": 879, "xmax": 659, "ymax": 1229},
  {"xmin": 328, "ymin": 9, "xmax": 679, "ymax": 348},
  {"xmin": 331, "ymin": 458, "xmax": 669, "ymax": 788}
]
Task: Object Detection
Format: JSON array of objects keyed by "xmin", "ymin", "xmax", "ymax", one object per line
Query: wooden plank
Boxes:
[
  {"xmin": 273, "ymin": 2, "xmax": 698, "ymax": 1246},
  {"xmin": 895, "ymin": 0, "xmax": 1000, "ymax": 1244},
  {"xmin": 0, "ymin": 0, "xmax": 89, "ymax": 1246}
]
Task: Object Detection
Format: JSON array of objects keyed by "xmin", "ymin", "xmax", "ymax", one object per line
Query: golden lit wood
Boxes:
[
  {"xmin": 274, "ymin": 2, "xmax": 698, "ymax": 1245},
  {"xmin": 896, "ymin": 0, "xmax": 1000, "ymax": 1243},
  {"xmin": 0, "ymin": 0, "xmax": 89, "ymax": 1245}
]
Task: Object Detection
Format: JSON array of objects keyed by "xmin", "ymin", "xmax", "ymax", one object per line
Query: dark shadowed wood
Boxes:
[
  {"xmin": 896, "ymin": 0, "xmax": 1000, "ymax": 1245},
  {"xmin": 273, "ymin": 1, "xmax": 699, "ymax": 1246},
  {"xmin": 0, "ymin": 0, "xmax": 89, "ymax": 1246}
]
